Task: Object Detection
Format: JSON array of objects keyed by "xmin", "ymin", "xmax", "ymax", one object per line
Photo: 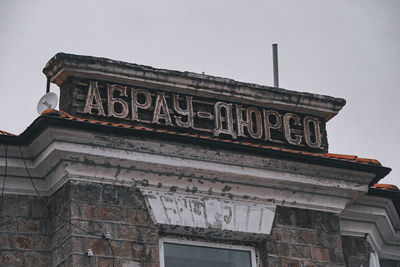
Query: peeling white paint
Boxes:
[{"xmin": 142, "ymin": 189, "xmax": 276, "ymax": 235}]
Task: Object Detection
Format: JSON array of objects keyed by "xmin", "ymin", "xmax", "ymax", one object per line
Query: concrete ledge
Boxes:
[{"xmin": 0, "ymin": 126, "xmax": 382, "ymax": 214}]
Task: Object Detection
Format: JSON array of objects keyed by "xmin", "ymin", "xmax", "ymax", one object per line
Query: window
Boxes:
[{"xmin": 160, "ymin": 238, "xmax": 256, "ymax": 267}]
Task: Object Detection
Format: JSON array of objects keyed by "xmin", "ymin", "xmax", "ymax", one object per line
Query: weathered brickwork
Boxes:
[
  {"xmin": 2, "ymin": 183, "xmax": 398, "ymax": 266},
  {"xmin": 341, "ymin": 236, "xmax": 400, "ymax": 266},
  {"xmin": 0, "ymin": 181, "xmax": 157, "ymax": 267},
  {"xmin": 341, "ymin": 236, "xmax": 371, "ymax": 267},
  {"xmin": 51, "ymin": 180, "xmax": 158, "ymax": 267},
  {"xmin": 0, "ymin": 195, "xmax": 51, "ymax": 267},
  {"xmin": 267, "ymin": 206, "xmax": 344, "ymax": 267}
]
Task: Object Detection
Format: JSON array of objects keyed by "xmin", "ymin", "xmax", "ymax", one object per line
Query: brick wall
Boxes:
[
  {"xmin": 0, "ymin": 195, "xmax": 51, "ymax": 266},
  {"xmin": 0, "ymin": 180, "xmax": 158, "ymax": 267},
  {"xmin": 267, "ymin": 206, "xmax": 344, "ymax": 266},
  {"xmin": 2, "ymin": 182, "xmax": 398, "ymax": 266},
  {"xmin": 341, "ymin": 235, "xmax": 371, "ymax": 266},
  {"xmin": 51, "ymin": 180, "xmax": 158, "ymax": 267}
]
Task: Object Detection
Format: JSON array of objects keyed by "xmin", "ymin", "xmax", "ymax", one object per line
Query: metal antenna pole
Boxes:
[
  {"xmin": 273, "ymin": 44, "xmax": 279, "ymax": 88},
  {"xmin": 46, "ymin": 78, "xmax": 50, "ymax": 94}
]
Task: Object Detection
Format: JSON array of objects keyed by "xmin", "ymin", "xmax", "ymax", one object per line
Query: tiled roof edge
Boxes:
[
  {"xmin": 0, "ymin": 130, "xmax": 16, "ymax": 136},
  {"xmin": 41, "ymin": 109, "xmax": 382, "ymax": 167}
]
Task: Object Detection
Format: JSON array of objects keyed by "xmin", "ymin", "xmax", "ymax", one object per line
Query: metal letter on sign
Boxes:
[
  {"xmin": 83, "ymin": 81, "xmax": 106, "ymax": 116},
  {"xmin": 107, "ymin": 84, "xmax": 129, "ymax": 119},
  {"xmin": 283, "ymin": 113, "xmax": 302, "ymax": 145},
  {"xmin": 131, "ymin": 89, "xmax": 152, "ymax": 122},
  {"xmin": 152, "ymin": 92, "xmax": 173, "ymax": 126},
  {"xmin": 263, "ymin": 110, "xmax": 282, "ymax": 142},
  {"xmin": 246, "ymin": 107, "xmax": 262, "ymax": 139},
  {"xmin": 173, "ymin": 94, "xmax": 194, "ymax": 128},
  {"xmin": 235, "ymin": 105, "xmax": 249, "ymax": 138},
  {"xmin": 303, "ymin": 116, "xmax": 322, "ymax": 149},
  {"xmin": 213, "ymin": 102, "xmax": 237, "ymax": 139}
]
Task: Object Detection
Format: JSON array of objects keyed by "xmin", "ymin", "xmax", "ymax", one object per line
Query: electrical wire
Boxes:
[
  {"xmin": 18, "ymin": 145, "xmax": 115, "ymax": 265},
  {"xmin": 106, "ymin": 239, "xmax": 116, "ymax": 267},
  {"xmin": 19, "ymin": 146, "xmax": 42, "ymax": 201},
  {"xmin": 0, "ymin": 144, "xmax": 8, "ymax": 217}
]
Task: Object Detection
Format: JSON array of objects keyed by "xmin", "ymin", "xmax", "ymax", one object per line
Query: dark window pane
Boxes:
[{"xmin": 164, "ymin": 243, "xmax": 252, "ymax": 267}]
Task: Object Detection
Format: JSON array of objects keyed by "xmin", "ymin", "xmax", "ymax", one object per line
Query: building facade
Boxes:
[{"xmin": 0, "ymin": 53, "xmax": 399, "ymax": 266}]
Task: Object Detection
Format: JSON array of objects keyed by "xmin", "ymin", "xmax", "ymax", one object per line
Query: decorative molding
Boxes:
[
  {"xmin": 142, "ymin": 189, "xmax": 276, "ymax": 236},
  {"xmin": 0, "ymin": 127, "xmax": 380, "ymax": 216},
  {"xmin": 340, "ymin": 195, "xmax": 400, "ymax": 260}
]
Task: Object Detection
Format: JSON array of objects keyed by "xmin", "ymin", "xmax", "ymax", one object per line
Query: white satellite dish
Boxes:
[{"xmin": 37, "ymin": 92, "xmax": 58, "ymax": 114}]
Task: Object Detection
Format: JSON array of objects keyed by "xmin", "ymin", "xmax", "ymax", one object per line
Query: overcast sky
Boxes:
[{"xmin": 1, "ymin": 0, "xmax": 399, "ymax": 187}]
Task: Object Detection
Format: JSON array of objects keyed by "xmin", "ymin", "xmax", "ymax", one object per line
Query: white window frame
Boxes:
[
  {"xmin": 369, "ymin": 250, "xmax": 380, "ymax": 267},
  {"xmin": 159, "ymin": 237, "xmax": 257, "ymax": 267}
]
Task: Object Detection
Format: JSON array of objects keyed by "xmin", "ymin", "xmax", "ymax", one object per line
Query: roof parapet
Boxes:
[{"xmin": 43, "ymin": 53, "xmax": 345, "ymax": 121}]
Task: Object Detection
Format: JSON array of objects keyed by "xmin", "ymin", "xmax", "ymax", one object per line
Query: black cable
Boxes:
[
  {"xmin": 54, "ymin": 212, "xmax": 102, "ymax": 238},
  {"xmin": 18, "ymin": 145, "xmax": 115, "ymax": 262},
  {"xmin": 0, "ymin": 144, "xmax": 8, "ymax": 217},
  {"xmin": 19, "ymin": 146, "xmax": 42, "ymax": 201}
]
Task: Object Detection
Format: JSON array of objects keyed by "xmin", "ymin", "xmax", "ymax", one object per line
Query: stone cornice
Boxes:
[
  {"xmin": 0, "ymin": 126, "xmax": 382, "ymax": 215},
  {"xmin": 43, "ymin": 53, "xmax": 345, "ymax": 121}
]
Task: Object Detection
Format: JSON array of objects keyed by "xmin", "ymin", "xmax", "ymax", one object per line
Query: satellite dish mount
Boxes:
[{"xmin": 37, "ymin": 92, "xmax": 58, "ymax": 114}]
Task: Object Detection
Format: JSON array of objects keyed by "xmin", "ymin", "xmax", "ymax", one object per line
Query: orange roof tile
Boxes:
[
  {"xmin": 40, "ymin": 109, "xmax": 382, "ymax": 166},
  {"xmin": 324, "ymin": 153, "xmax": 381, "ymax": 165},
  {"xmin": 372, "ymin": 183, "xmax": 399, "ymax": 191},
  {"xmin": 0, "ymin": 130, "xmax": 16, "ymax": 136}
]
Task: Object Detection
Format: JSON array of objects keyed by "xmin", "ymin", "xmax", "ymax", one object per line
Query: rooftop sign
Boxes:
[
  {"xmin": 82, "ymin": 80, "xmax": 324, "ymax": 150},
  {"xmin": 43, "ymin": 53, "xmax": 346, "ymax": 153}
]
